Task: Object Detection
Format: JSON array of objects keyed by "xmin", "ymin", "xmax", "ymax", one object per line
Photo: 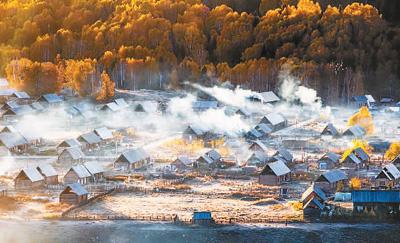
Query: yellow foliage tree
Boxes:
[
  {"xmin": 385, "ymin": 142, "xmax": 400, "ymax": 161},
  {"xmin": 349, "ymin": 177, "xmax": 361, "ymax": 190},
  {"xmin": 341, "ymin": 139, "xmax": 371, "ymax": 161},
  {"xmin": 96, "ymin": 71, "xmax": 115, "ymax": 101},
  {"xmin": 348, "ymin": 106, "xmax": 374, "ymax": 135}
]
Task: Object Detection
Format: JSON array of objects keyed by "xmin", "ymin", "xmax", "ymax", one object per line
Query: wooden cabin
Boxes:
[
  {"xmin": 59, "ymin": 183, "xmax": 88, "ymax": 205},
  {"xmin": 342, "ymin": 147, "xmax": 369, "ymax": 169},
  {"xmin": 375, "ymin": 164, "xmax": 400, "ymax": 188},
  {"xmin": 182, "ymin": 125, "xmax": 205, "ymax": 141},
  {"xmin": 317, "ymin": 152, "xmax": 341, "ymax": 170},
  {"xmin": 321, "ymin": 123, "xmax": 340, "ymax": 137},
  {"xmin": 63, "ymin": 165, "xmax": 92, "ymax": 184},
  {"xmin": 37, "ymin": 164, "xmax": 59, "ymax": 185},
  {"xmin": 57, "ymin": 138, "xmax": 82, "ymax": 152},
  {"xmin": 259, "ymin": 113, "xmax": 287, "ymax": 131},
  {"xmin": 14, "ymin": 168, "xmax": 45, "ymax": 189},
  {"xmin": 83, "ymin": 162, "xmax": 105, "ymax": 182},
  {"xmin": 77, "ymin": 132, "xmax": 101, "ymax": 150},
  {"xmin": 301, "ymin": 184, "xmax": 327, "ymax": 216},
  {"xmin": 171, "ymin": 156, "xmax": 192, "ymax": 171},
  {"xmin": 259, "ymin": 160, "xmax": 291, "ymax": 185},
  {"xmin": 315, "ymin": 170, "xmax": 348, "ymax": 194},
  {"xmin": 58, "ymin": 147, "xmax": 85, "ymax": 165},
  {"xmin": 246, "ymin": 151, "xmax": 269, "ymax": 167},
  {"xmin": 248, "ymin": 140, "xmax": 268, "ymax": 153},
  {"xmin": 94, "ymin": 127, "xmax": 113, "ymax": 143},
  {"xmin": 114, "ymin": 148, "xmax": 150, "ymax": 171}
]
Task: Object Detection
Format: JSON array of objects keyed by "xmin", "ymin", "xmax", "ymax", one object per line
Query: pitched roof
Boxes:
[
  {"xmin": 344, "ymin": 152, "xmax": 362, "ymax": 164},
  {"xmin": 259, "ymin": 91, "xmax": 280, "ymax": 103},
  {"xmin": 316, "ymin": 170, "xmax": 348, "ymax": 183},
  {"xmin": 84, "ymin": 162, "xmax": 105, "ymax": 175},
  {"xmin": 301, "ymin": 184, "xmax": 327, "ymax": 202},
  {"xmin": 101, "ymin": 102, "xmax": 121, "ymax": 112},
  {"xmin": 63, "ymin": 183, "xmax": 88, "ymax": 196},
  {"xmin": 12, "ymin": 91, "xmax": 30, "ymax": 99},
  {"xmin": 343, "ymin": 125, "xmax": 366, "ymax": 137},
  {"xmin": 0, "ymin": 89, "xmax": 16, "ymax": 96},
  {"xmin": 175, "ymin": 156, "xmax": 192, "ymax": 166},
  {"xmin": 261, "ymin": 160, "xmax": 291, "ymax": 176},
  {"xmin": 117, "ymin": 148, "xmax": 149, "ymax": 164},
  {"xmin": 354, "ymin": 147, "xmax": 369, "ymax": 161},
  {"xmin": 30, "ymin": 102, "xmax": 45, "ymax": 111},
  {"xmin": 255, "ymin": 123, "xmax": 273, "ymax": 135},
  {"xmin": 0, "ymin": 125, "xmax": 18, "ymax": 133},
  {"xmin": 37, "ymin": 164, "xmax": 58, "ymax": 177},
  {"xmin": 205, "ymin": 149, "xmax": 221, "ymax": 162},
  {"xmin": 273, "ymin": 148, "xmax": 293, "ymax": 162},
  {"xmin": 78, "ymin": 132, "xmax": 102, "ymax": 145},
  {"xmin": 1, "ymin": 100, "xmax": 19, "ymax": 110},
  {"xmin": 376, "ymin": 163, "xmax": 400, "ymax": 180},
  {"xmin": 185, "ymin": 125, "xmax": 205, "ymax": 136},
  {"xmin": 303, "ymin": 197, "xmax": 325, "ymax": 210},
  {"xmin": 70, "ymin": 164, "xmax": 91, "ymax": 178},
  {"xmin": 249, "ymin": 140, "xmax": 268, "ymax": 152},
  {"xmin": 260, "ymin": 113, "xmax": 286, "ymax": 126},
  {"xmin": 198, "ymin": 155, "xmax": 214, "ymax": 164},
  {"xmin": 319, "ymin": 152, "xmax": 341, "ymax": 163},
  {"xmin": 94, "ymin": 127, "xmax": 113, "ymax": 140},
  {"xmin": 246, "ymin": 129, "xmax": 263, "ymax": 139},
  {"xmin": 61, "ymin": 147, "xmax": 84, "ymax": 160},
  {"xmin": 321, "ymin": 123, "xmax": 339, "ymax": 136},
  {"xmin": 115, "ymin": 98, "xmax": 128, "ymax": 108},
  {"xmin": 192, "ymin": 101, "xmax": 218, "ymax": 110},
  {"xmin": 57, "ymin": 138, "xmax": 81, "ymax": 148},
  {"xmin": 39, "ymin": 93, "xmax": 63, "ymax": 103},
  {"xmin": 0, "ymin": 132, "xmax": 28, "ymax": 148},
  {"xmin": 247, "ymin": 151, "xmax": 269, "ymax": 164},
  {"xmin": 3, "ymin": 105, "xmax": 34, "ymax": 116},
  {"xmin": 18, "ymin": 168, "xmax": 44, "ymax": 182}
]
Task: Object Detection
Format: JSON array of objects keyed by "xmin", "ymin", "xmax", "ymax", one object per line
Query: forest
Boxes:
[{"xmin": 0, "ymin": 0, "xmax": 399, "ymax": 103}]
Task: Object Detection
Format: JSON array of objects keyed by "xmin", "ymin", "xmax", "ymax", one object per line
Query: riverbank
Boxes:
[{"xmin": 0, "ymin": 220, "xmax": 400, "ymax": 243}]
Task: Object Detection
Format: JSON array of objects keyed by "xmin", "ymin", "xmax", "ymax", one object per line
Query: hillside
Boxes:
[{"xmin": 0, "ymin": 0, "xmax": 399, "ymax": 103}]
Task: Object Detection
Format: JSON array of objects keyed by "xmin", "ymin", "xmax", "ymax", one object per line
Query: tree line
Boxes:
[{"xmin": 0, "ymin": 0, "xmax": 399, "ymax": 103}]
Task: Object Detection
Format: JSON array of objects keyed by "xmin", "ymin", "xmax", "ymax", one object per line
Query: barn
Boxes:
[{"xmin": 59, "ymin": 183, "xmax": 89, "ymax": 205}]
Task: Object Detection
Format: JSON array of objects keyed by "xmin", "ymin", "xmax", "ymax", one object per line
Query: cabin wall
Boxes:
[{"xmin": 14, "ymin": 179, "xmax": 44, "ymax": 189}]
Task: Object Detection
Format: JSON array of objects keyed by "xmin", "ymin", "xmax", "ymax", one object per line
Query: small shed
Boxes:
[
  {"xmin": 64, "ymin": 164, "xmax": 92, "ymax": 184},
  {"xmin": 317, "ymin": 152, "xmax": 341, "ymax": 170},
  {"xmin": 171, "ymin": 156, "xmax": 192, "ymax": 171},
  {"xmin": 315, "ymin": 170, "xmax": 348, "ymax": 194},
  {"xmin": 375, "ymin": 163, "xmax": 400, "ymax": 188},
  {"xmin": 259, "ymin": 113, "xmax": 287, "ymax": 131},
  {"xmin": 84, "ymin": 162, "xmax": 105, "ymax": 182},
  {"xmin": 301, "ymin": 184, "xmax": 327, "ymax": 216},
  {"xmin": 59, "ymin": 183, "xmax": 89, "ymax": 205},
  {"xmin": 114, "ymin": 148, "xmax": 150, "ymax": 170},
  {"xmin": 77, "ymin": 132, "xmax": 102, "ymax": 149},
  {"xmin": 14, "ymin": 168, "xmax": 45, "ymax": 189},
  {"xmin": 255, "ymin": 123, "xmax": 273, "ymax": 136},
  {"xmin": 259, "ymin": 160, "xmax": 291, "ymax": 185},
  {"xmin": 37, "ymin": 164, "xmax": 59, "ymax": 185},
  {"xmin": 321, "ymin": 123, "xmax": 340, "ymax": 137},
  {"xmin": 58, "ymin": 147, "xmax": 85, "ymax": 165}
]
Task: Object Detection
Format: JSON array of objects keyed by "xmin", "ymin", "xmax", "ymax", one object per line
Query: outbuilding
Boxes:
[
  {"xmin": 63, "ymin": 164, "xmax": 92, "ymax": 184},
  {"xmin": 114, "ymin": 148, "xmax": 150, "ymax": 170},
  {"xmin": 301, "ymin": 184, "xmax": 327, "ymax": 216},
  {"xmin": 321, "ymin": 123, "xmax": 340, "ymax": 137},
  {"xmin": 59, "ymin": 183, "xmax": 89, "ymax": 205},
  {"xmin": 259, "ymin": 113, "xmax": 287, "ymax": 131},
  {"xmin": 58, "ymin": 147, "xmax": 85, "ymax": 165},
  {"xmin": 14, "ymin": 168, "xmax": 45, "ymax": 189},
  {"xmin": 171, "ymin": 156, "xmax": 192, "ymax": 171},
  {"xmin": 259, "ymin": 160, "xmax": 291, "ymax": 185},
  {"xmin": 315, "ymin": 170, "xmax": 348, "ymax": 194},
  {"xmin": 84, "ymin": 162, "xmax": 105, "ymax": 182},
  {"xmin": 37, "ymin": 164, "xmax": 59, "ymax": 185},
  {"xmin": 77, "ymin": 132, "xmax": 102, "ymax": 149},
  {"xmin": 375, "ymin": 163, "xmax": 400, "ymax": 188},
  {"xmin": 317, "ymin": 152, "xmax": 341, "ymax": 170}
]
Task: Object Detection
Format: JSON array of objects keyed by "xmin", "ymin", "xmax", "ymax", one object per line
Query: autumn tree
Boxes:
[{"xmin": 96, "ymin": 71, "xmax": 115, "ymax": 101}]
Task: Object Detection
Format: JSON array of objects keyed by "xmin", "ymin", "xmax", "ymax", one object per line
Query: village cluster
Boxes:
[{"xmin": 0, "ymin": 76, "xmax": 400, "ymax": 223}]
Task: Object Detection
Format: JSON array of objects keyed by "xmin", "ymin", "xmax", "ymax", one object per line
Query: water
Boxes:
[{"xmin": 0, "ymin": 220, "xmax": 399, "ymax": 243}]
